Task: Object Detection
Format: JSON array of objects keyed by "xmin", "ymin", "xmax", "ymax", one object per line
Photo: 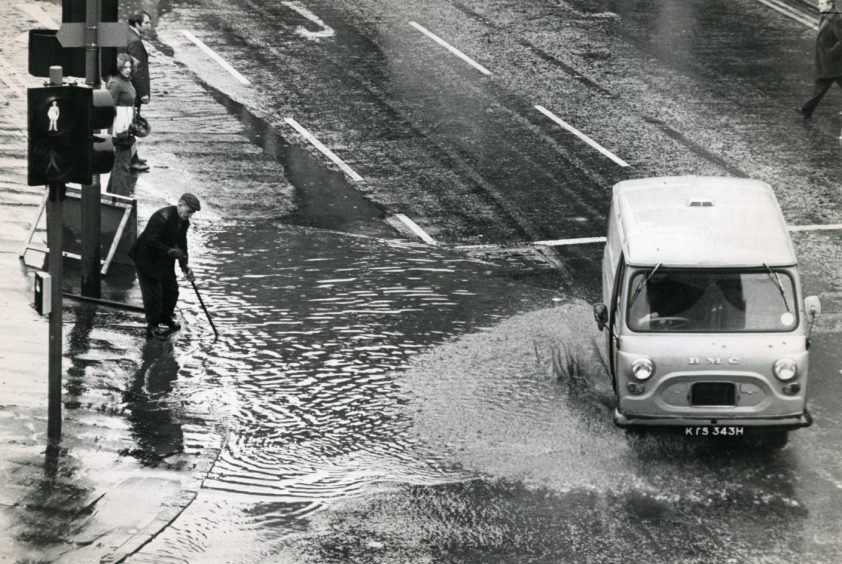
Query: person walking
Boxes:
[
  {"xmin": 126, "ymin": 10, "xmax": 152, "ymax": 172},
  {"xmin": 105, "ymin": 53, "xmax": 137, "ymax": 196},
  {"xmin": 798, "ymin": 0, "xmax": 842, "ymax": 119},
  {"xmin": 130, "ymin": 194, "xmax": 201, "ymax": 339}
]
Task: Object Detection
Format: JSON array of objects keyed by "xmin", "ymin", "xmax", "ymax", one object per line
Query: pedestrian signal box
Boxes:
[
  {"xmin": 34, "ymin": 271, "xmax": 51, "ymax": 316},
  {"xmin": 27, "ymin": 85, "xmax": 115, "ymax": 186}
]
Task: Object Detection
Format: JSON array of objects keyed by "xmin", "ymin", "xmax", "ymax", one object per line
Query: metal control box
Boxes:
[{"xmin": 35, "ymin": 271, "xmax": 51, "ymax": 315}]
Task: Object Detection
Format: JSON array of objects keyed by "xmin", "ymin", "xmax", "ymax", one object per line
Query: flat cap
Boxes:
[{"xmin": 179, "ymin": 193, "xmax": 201, "ymax": 212}]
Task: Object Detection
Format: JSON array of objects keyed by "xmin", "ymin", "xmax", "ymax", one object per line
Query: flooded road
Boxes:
[
  {"xmin": 115, "ymin": 0, "xmax": 842, "ymax": 561},
  {"xmin": 6, "ymin": 0, "xmax": 840, "ymax": 561},
  {"xmin": 125, "ymin": 218, "xmax": 842, "ymax": 563}
]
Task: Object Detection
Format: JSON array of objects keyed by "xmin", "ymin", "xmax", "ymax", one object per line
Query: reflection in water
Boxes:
[
  {"xmin": 122, "ymin": 338, "xmax": 185, "ymax": 466},
  {"xmin": 64, "ymin": 304, "xmax": 97, "ymax": 405},
  {"xmin": 184, "ymin": 222, "xmax": 551, "ymax": 503}
]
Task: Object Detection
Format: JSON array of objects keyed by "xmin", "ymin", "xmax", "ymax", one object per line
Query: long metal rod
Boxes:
[
  {"xmin": 47, "ymin": 182, "xmax": 64, "ymax": 444},
  {"xmin": 190, "ymin": 278, "xmax": 219, "ymax": 340},
  {"xmin": 62, "ymin": 292, "xmax": 145, "ymax": 312},
  {"xmin": 81, "ymin": 0, "xmax": 101, "ymax": 298}
]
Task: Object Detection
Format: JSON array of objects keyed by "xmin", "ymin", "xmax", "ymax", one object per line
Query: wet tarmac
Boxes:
[{"xmin": 3, "ymin": 0, "xmax": 842, "ymax": 562}]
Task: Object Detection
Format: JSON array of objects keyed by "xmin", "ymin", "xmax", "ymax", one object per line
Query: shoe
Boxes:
[
  {"xmin": 133, "ymin": 156, "xmax": 147, "ymax": 165},
  {"xmin": 131, "ymin": 163, "xmax": 150, "ymax": 172},
  {"xmin": 796, "ymin": 106, "xmax": 811, "ymax": 119},
  {"xmin": 161, "ymin": 317, "xmax": 181, "ymax": 331},
  {"xmin": 146, "ymin": 326, "xmax": 169, "ymax": 339}
]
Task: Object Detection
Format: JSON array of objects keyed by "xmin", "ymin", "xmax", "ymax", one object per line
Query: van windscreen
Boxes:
[{"xmin": 626, "ymin": 269, "xmax": 797, "ymax": 332}]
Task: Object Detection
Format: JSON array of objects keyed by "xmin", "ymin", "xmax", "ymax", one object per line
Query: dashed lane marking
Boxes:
[
  {"xmin": 788, "ymin": 223, "xmax": 842, "ymax": 232},
  {"xmin": 755, "ymin": 0, "xmax": 817, "ymax": 29},
  {"xmin": 535, "ymin": 105, "xmax": 630, "ymax": 167},
  {"xmin": 16, "ymin": 4, "xmax": 57, "ymax": 28},
  {"xmin": 409, "ymin": 21, "xmax": 492, "ymax": 76},
  {"xmin": 533, "ymin": 236, "xmax": 607, "ymax": 246},
  {"xmin": 180, "ymin": 30, "xmax": 251, "ymax": 85},
  {"xmin": 283, "ymin": 117, "xmax": 364, "ymax": 182},
  {"xmin": 392, "ymin": 214, "xmax": 437, "ymax": 245}
]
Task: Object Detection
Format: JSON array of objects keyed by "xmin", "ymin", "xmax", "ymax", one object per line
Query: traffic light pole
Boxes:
[
  {"xmin": 80, "ymin": 0, "xmax": 101, "ymax": 298},
  {"xmin": 47, "ymin": 181, "xmax": 65, "ymax": 445},
  {"xmin": 46, "ymin": 67, "xmax": 65, "ymax": 445}
]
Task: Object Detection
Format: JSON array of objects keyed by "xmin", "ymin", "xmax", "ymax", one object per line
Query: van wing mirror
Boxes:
[
  {"xmin": 593, "ymin": 303, "xmax": 608, "ymax": 331},
  {"xmin": 805, "ymin": 296, "xmax": 821, "ymax": 317}
]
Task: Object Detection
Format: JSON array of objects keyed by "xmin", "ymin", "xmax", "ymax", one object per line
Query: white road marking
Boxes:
[
  {"xmin": 408, "ymin": 21, "xmax": 492, "ymax": 76},
  {"xmin": 17, "ymin": 4, "xmax": 57, "ymax": 28},
  {"xmin": 393, "ymin": 214, "xmax": 437, "ymax": 245},
  {"xmin": 533, "ymin": 236, "xmax": 607, "ymax": 246},
  {"xmin": 281, "ymin": 1, "xmax": 335, "ymax": 40},
  {"xmin": 755, "ymin": 0, "xmax": 817, "ymax": 29},
  {"xmin": 535, "ymin": 105, "xmax": 630, "ymax": 167},
  {"xmin": 284, "ymin": 117, "xmax": 364, "ymax": 182},
  {"xmin": 788, "ymin": 223, "xmax": 842, "ymax": 232},
  {"xmin": 180, "ymin": 30, "xmax": 251, "ymax": 85}
]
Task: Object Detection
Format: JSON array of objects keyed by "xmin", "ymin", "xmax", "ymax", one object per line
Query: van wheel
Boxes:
[{"xmin": 759, "ymin": 431, "xmax": 788, "ymax": 449}]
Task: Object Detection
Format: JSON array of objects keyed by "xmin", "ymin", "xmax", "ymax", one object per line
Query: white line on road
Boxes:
[
  {"xmin": 284, "ymin": 117, "xmax": 364, "ymax": 182},
  {"xmin": 16, "ymin": 4, "xmax": 57, "ymax": 28},
  {"xmin": 755, "ymin": 0, "xmax": 817, "ymax": 29},
  {"xmin": 533, "ymin": 236, "xmax": 607, "ymax": 246},
  {"xmin": 281, "ymin": 1, "xmax": 335, "ymax": 40},
  {"xmin": 393, "ymin": 214, "xmax": 437, "ymax": 245},
  {"xmin": 535, "ymin": 105, "xmax": 630, "ymax": 167},
  {"xmin": 408, "ymin": 22, "xmax": 492, "ymax": 76},
  {"xmin": 788, "ymin": 223, "xmax": 842, "ymax": 232},
  {"xmin": 180, "ymin": 30, "xmax": 251, "ymax": 85}
]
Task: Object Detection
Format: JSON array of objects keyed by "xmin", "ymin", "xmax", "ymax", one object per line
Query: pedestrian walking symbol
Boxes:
[{"xmin": 47, "ymin": 101, "xmax": 59, "ymax": 132}]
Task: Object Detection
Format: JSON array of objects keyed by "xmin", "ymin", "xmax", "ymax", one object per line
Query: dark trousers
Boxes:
[
  {"xmin": 801, "ymin": 75, "xmax": 842, "ymax": 116},
  {"xmin": 137, "ymin": 268, "xmax": 179, "ymax": 327},
  {"xmin": 106, "ymin": 144, "xmax": 133, "ymax": 196}
]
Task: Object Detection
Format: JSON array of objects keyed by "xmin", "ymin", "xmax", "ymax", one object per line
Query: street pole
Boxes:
[
  {"xmin": 47, "ymin": 67, "xmax": 65, "ymax": 445},
  {"xmin": 80, "ymin": 0, "xmax": 101, "ymax": 297}
]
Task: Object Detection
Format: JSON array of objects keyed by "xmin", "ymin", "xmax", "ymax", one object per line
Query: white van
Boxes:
[{"xmin": 592, "ymin": 176, "xmax": 820, "ymax": 445}]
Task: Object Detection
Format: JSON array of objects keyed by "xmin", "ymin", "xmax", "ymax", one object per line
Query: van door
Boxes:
[{"xmin": 607, "ymin": 255, "xmax": 626, "ymax": 393}]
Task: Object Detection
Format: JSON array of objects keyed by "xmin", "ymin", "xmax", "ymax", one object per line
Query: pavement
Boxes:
[{"xmin": 0, "ymin": 2, "xmax": 293, "ymax": 562}]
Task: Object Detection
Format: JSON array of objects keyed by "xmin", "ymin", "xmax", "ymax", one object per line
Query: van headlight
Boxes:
[
  {"xmin": 773, "ymin": 358, "xmax": 798, "ymax": 381},
  {"xmin": 631, "ymin": 358, "xmax": 654, "ymax": 381}
]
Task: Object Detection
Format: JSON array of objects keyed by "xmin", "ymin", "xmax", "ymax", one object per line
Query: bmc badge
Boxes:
[{"xmin": 688, "ymin": 357, "xmax": 740, "ymax": 365}]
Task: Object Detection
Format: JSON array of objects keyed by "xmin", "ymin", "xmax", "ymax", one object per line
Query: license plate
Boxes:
[
  {"xmin": 690, "ymin": 382, "xmax": 736, "ymax": 406},
  {"xmin": 684, "ymin": 426, "xmax": 745, "ymax": 437}
]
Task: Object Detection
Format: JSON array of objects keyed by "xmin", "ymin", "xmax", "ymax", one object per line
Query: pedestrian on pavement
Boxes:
[
  {"xmin": 798, "ymin": 0, "xmax": 842, "ymax": 119},
  {"xmin": 105, "ymin": 53, "xmax": 138, "ymax": 196},
  {"xmin": 130, "ymin": 194, "xmax": 201, "ymax": 339},
  {"xmin": 126, "ymin": 10, "xmax": 152, "ymax": 172}
]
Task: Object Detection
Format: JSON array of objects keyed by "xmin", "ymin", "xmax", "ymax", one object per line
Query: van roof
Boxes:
[{"xmin": 613, "ymin": 176, "xmax": 796, "ymax": 267}]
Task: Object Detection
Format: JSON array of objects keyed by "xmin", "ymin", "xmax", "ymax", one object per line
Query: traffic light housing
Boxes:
[
  {"xmin": 29, "ymin": 1, "xmax": 119, "ymax": 79},
  {"xmin": 27, "ymin": 85, "xmax": 115, "ymax": 186}
]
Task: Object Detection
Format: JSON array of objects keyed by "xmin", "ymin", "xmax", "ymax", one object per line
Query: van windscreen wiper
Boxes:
[
  {"xmin": 763, "ymin": 263, "xmax": 790, "ymax": 313},
  {"xmin": 629, "ymin": 263, "xmax": 662, "ymax": 308}
]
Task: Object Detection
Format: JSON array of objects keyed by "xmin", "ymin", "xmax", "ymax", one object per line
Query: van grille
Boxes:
[{"xmin": 690, "ymin": 382, "xmax": 736, "ymax": 406}]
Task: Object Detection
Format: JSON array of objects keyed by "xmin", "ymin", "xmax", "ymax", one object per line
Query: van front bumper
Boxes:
[{"xmin": 614, "ymin": 408, "xmax": 813, "ymax": 430}]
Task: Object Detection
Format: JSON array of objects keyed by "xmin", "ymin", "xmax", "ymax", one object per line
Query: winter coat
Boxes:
[
  {"xmin": 125, "ymin": 28, "xmax": 150, "ymax": 102},
  {"xmin": 815, "ymin": 12, "xmax": 842, "ymax": 78},
  {"xmin": 130, "ymin": 206, "xmax": 189, "ymax": 280}
]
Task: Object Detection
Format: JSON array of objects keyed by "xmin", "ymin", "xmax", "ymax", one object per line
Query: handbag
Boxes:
[{"xmin": 129, "ymin": 109, "xmax": 151, "ymax": 138}]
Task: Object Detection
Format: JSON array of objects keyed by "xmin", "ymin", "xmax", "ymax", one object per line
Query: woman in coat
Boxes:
[
  {"xmin": 106, "ymin": 53, "xmax": 140, "ymax": 196},
  {"xmin": 798, "ymin": 0, "xmax": 842, "ymax": 118}
]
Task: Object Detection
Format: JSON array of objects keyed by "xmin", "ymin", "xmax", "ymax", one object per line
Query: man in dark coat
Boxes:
[
  {"xmin": 130, "ymin": 194, "xmax": 200, "ymax": 339},
  {"xmin": 125, "ymin": 10, "xmax": 152, "ymax": 171},
  {"xmin": 799, "ymin": 0, "xmax": 842, "ymax": 118}
]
